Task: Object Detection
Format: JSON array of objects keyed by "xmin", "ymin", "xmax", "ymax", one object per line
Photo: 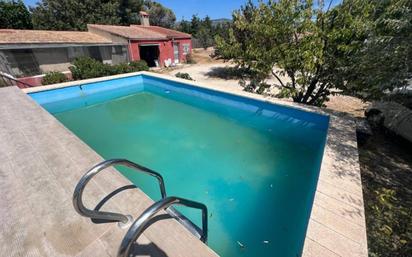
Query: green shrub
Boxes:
[
  {"xmin": 69, "ymin": 57, "xmax": 111, "ymax": 80},
  {"xmin": 69, "ymin": 57, "xmax": 150, "ymax": 80},
  {"xmin": 175, "ymin": 72, "xmax": 194, "ymax": 81},
  {"xmin": 111, "ymin": 63, "xmax": 134, "ymax": 74},
  {"xmin": 42, "ymin": 71, "xmax": 68, "ymax": 85},
  {"xmin": 129, "ymin": 60, "xmax": 149, "ymax": 71}
]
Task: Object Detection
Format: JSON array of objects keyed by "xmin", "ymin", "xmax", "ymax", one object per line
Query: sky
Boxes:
[
  {"xmin": 23, "ymin": 0, "xmax": 256, "ymax": 20},
  {"xmin": 23, "ymin": 0, "xmax": 340, "ymax": 21},
  {"xmin": 154, "ymin": 0, "xmax": 255, "ymax": 20}
]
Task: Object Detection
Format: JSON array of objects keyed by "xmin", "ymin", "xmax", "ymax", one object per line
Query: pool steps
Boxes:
[{"xmin": 73, "ymin": 159, "xmax": 208, "ymax": 257}]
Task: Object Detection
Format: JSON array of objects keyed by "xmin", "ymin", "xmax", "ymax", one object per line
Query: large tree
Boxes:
[
  {"xmin": 30, "ymin": 0, "xmax": 177, "ymax": 30},
  {"xmin": 144, "ymin": 0, "xmax": 176, "ymax": 28},
  {"xmin": 216, "ymin": 0, "xmax": 373, "ymax": 106},
  {"xmin": 31, "ymin": 0, "xmax": 120, "ymax": 30},
  {"xmin": 0, "ymin": 0, "xmax": 33, "ymax": 29},
  {"xmin": 216, "ymin": 0, "xmax": 411, "ymax": 106}
]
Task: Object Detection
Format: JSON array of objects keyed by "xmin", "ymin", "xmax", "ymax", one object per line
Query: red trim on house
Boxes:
[{"xmin": 129, "ymin": 38, "xmax": 192, "ymax": 67}]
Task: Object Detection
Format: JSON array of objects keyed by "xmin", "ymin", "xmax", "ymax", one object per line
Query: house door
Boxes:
[
  {"xmin": 139, "ymin": 44, "xmax": 160, "ymax": 67},
  {"xmin": 173, "ymin": 43, "xmax": 179, "ymax": 64}
]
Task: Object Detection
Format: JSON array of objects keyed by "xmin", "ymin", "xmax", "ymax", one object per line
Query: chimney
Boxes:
[{"xmin": 139, "ymin": 11, "xmax": 150, "ymax": 26}]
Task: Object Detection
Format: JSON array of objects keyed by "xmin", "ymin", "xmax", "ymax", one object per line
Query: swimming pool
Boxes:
[{"xmin": 30, "ymin": 74, "xmax": 329, "ymax": 257}]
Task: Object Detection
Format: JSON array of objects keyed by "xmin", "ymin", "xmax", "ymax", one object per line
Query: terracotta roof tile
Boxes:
[
  {"xmin": 0, "ymin": 29, "xmax": 112, "ymax": 44},
  {"xmin": 132, "ymin": 25, "xmax": 191, "ymax": 39},
  {"xmin": 88, "ymin": 24, "xmax": 191, "ymax": 40}
]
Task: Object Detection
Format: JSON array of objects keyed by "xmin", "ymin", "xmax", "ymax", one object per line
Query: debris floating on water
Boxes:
[
  {"xmin": 229, "ymin": 198, "xmax": 234, "ymax": 201},
  {"xmin": 263, "ymin": 240, "xmax": 270, "ymax": 244},
  {"xmin": 270, "ymin": 184, "xmax": 273, "ymax": 188},
  {"xmin": 237, "ymin": 241, "xmax": 245, "ymax": 249}
]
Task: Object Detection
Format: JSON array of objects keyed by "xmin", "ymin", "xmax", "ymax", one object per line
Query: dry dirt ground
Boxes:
[
  {"xmin": 358, "ymin": 130, "xmax": 412, "ymax": 257},
  {"xmin": 161, "ymin": 48, "xmax": 369, "ymax": 118}
]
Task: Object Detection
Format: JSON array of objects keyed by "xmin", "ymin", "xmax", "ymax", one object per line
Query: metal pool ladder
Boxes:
[{"xmin": 72, "ymin": 159, "xmax": 208, "ymax": 257}]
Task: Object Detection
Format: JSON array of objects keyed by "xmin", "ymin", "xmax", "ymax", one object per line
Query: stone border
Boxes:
[
  {"xmin": 23, "ymin": 71, "xmax": 326, "ymax": 115},
  {"xmin": 23, "ymin": 71, "xmax": 368, "ymax": 257}
]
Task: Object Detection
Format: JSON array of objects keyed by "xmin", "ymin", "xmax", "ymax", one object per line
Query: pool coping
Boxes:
[{"xmin": 22, "ymin": 71, "xmax": 368, "ymax": 257}]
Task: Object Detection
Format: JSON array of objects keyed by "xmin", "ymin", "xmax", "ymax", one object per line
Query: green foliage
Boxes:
[
  {"xmin": 145, "ymin": 0, "xmax": 175, "ymax": 28},
  {"xmin": 0, "ymin": 0, "xmax": 33, "ymax": 29},
  {"xmin": 212, "ymin": 20, "xmax": 231, "ymax": 42},
  {"xmin": 119, "ymin": 0, "xmax": 144, "ymax": 25},
  {"xmin": 178, "ymin": 19, "xmax": 192, "ymax": 34},
  {"xmin": 194, "ymin": 15, "xmax": 214, "ymax": 49},
  {"xmin": 69, "ymin": 57, "xmax": 111, "ymax": 80},
  {"xmin": 42, "ymin": 71, "xmax": 68, "ymax": 85},
  {"xmin": 366, "ymin": 187, "xmax": 412, "ymax": 257},
  {"xmin": 189, "ymin": 15, "xmax": 201, "ymax": 34},
  {"xmin": 214, "ymin": 1, "xmax": 257, "ymax": 60},
  {"xmin": 216, "ymin": 0, "xmax": 364, "ymax": 106},
  {"xmin": 344, "ymin": 0, "xmax": 412, "ymax": 100},
  {"xmin": 215, "ymin": 0, "xmax": 411, "ymax": 106},
  {"xmin": 31, "ymin": 0, "xmax": 120, "ymax": 30},
  {"xmin": 111, "ymin": 63, "xmax": 135, "ymax": 74},
  {"xmin": 175, "ymin": 72, "xmax": 193, "ymax": 81},
  {"xmin": 111, "ymin": 60, "xmax": 149, "ymax": 73},
  {"xmin": 196, "ymin": 27, "xmax": 214, "ymax": 49},
  {"xmin": 30, "ymin": 0, "xmax": 176, "ymax": 30},
  {"xmin": 69, "ymin": 57, "xmax": 149, "ymax": 80},
  {"xmin": 177, "ymin": 15, "xmax": 231, "ymax": 48},
  {"xmin": 129, "ymin": 60, "xmax": 149, "ymax": 71}
]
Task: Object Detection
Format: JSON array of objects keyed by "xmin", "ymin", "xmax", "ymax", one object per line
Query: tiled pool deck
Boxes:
[{"xmin": 0, "ymin": 71, "xmax": 368, "ymax": 257}]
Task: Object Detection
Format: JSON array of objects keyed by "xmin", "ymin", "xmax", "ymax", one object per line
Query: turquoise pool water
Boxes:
[{"xmin": 30, "ymin": 75, "xmax": 329, "ymax": 257}]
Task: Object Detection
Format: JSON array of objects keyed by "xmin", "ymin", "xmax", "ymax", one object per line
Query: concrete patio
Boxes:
[{"xmin": 0, "ymin": 72, "xmax": 368, "ymax": 256}]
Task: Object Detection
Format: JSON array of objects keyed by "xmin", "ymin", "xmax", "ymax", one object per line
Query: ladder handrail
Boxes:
[
  {"xmin": 117, "ymin": 196, "xmax": 208, "ymax": 257},
  {"xmin": 73, "ymin": 159, "xmax": 167, "ymax": 225},
  {"xmin": 0, "ymin": 72, "xmax": 34, "ymax": 88}
]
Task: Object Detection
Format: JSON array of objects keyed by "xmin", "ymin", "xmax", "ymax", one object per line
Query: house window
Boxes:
[
  {"xmin": 2, "ymin": 49, "xmax": 41, "ymax": 77},
  {"xmin": 111, "ymin": 46, "xmax": 128, "ymax": 64},
  {"xmin": 182, "ymin": 43, "xmax": 190, "ymax": 55}
]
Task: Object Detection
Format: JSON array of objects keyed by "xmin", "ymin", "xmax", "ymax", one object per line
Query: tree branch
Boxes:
[
  {"xmin": 271, "ymin": 70, "xmax": 287, "ymax": 88},
  {"xmin": 308, "ymin": 82, "xmax": 331, "ymax": 104},
  {"xmin": 286, "ymin": 70, "xmax": 297, "ymax": 89}
]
